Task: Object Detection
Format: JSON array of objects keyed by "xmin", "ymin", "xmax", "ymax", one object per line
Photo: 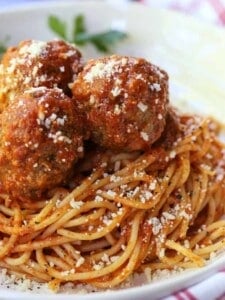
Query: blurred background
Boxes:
[{"xmin": 1, "ymin": 0, "xmax": 225, "ymax": 27}]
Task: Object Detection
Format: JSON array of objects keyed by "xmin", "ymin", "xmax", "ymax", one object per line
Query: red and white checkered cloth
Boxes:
[
  {"xmin": 138, "ymin": 0, "xmax": 225, "ymax": 26},
  {"xmin": 165, "ymin": 270, "xmax": 225, "ymax": 300},
  {"xmin": 133, "ymin": 0, "xmax": 225, "ymax": 299}
]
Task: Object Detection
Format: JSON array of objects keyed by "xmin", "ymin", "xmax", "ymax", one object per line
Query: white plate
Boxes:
[{"xmin": 0, "ymin": 1, "xmax": 225, "ymax": 299}]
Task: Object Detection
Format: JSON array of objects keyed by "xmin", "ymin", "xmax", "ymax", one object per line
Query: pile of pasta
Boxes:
[{"xmin": 0, "ymin": 113, "xmax": 225, "ymax": 291}]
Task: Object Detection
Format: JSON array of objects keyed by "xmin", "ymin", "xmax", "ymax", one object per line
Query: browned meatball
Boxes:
[
  {"xmin": 155, "ymin": 107, "xmax": 181, "ymax": 149},
  {"xmin": 0, "ymin": 87, "xmax": 84, "ymax": 200},
  {"xmin": 0, "ymin": 39, "xmax": 82, "ymax": 112},
  {"xmin": 72, "ymin": 55, "xmax": 168, "ymax": 152}
]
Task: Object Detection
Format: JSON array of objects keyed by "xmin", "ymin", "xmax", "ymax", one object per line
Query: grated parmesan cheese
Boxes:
[
  {"xmin": 70, "ymin": 200, "xmax": 84, "ymax": 209},
  {"xmin": 140, "ymin": 131, "xmax": 149, "ymax": 142},
  {"xmin": 111, "ymin": 86, "xmax": 121, "ymax": 97},
  {"xmin": 19, "ymin": 40, "xmax": 47, "ymax": 58},
  {"xmin": 149, "ymin": 82, "xmax": 161, "ymax": 92},
  {"xmin": 137, "ymin": 102, "xmax": 148, "ymax": 112}
]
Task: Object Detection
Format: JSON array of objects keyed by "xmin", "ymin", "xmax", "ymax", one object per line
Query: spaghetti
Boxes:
[{"xmin": 0, "ymin": 113, "xmax": 225, "ymax": 291}]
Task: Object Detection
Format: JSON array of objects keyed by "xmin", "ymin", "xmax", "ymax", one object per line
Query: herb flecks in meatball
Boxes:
[
  {"xmin": 72, "ymin": 55, "xmax": 169, "ymax": 152},
  {"xmin": 0, "ymin": 39, "xmax": 82, "ymax": 112},
  {"xmin": 0, "ymin": 87, "xmax": 84, "ymax": 200}
]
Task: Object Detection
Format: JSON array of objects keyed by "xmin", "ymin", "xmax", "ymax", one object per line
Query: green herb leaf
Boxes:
[
  {"xmin": 72, "ymin": 14, "xmax": 86, "ymax": 46},
  {"xmin": 0, "ymin": 36, "xmax": 10, "ymax": 57},
  {"xmin": 91, "ymin": 39, "xmax": 109, "ymax": 53},
  {"xmin": 0, "ymin": 44, "xmax": 6, "ymax": 55},
  {"xmin": 73, "ymin": 14, "xmax": 86, "ymax": 41},
  {"xmin": 75, "ymin": 30, "xmax": 128, "ymax": 53},
  {"xmin": 48, "ymin": 14, "xmax": 128, "ymax": 53},
  {"xmin": 48, "ymin": 15, "xmax": 67, "ymax": 40}
]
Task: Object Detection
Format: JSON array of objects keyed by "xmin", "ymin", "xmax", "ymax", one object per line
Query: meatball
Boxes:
[
  {"xmin": 0, "ymin": 39, "xmax": 82, "ymax": 112},
  {"xmin": 155, "ymin": 107, "xmax": 181, "ymax": 149},
  {"xmin": 72, "ymin": 55, "xmax": 168, "ymax": 152},
  {"xmin": 0, "ymin": 87, "xmax": 84, "ymax": 200}
]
